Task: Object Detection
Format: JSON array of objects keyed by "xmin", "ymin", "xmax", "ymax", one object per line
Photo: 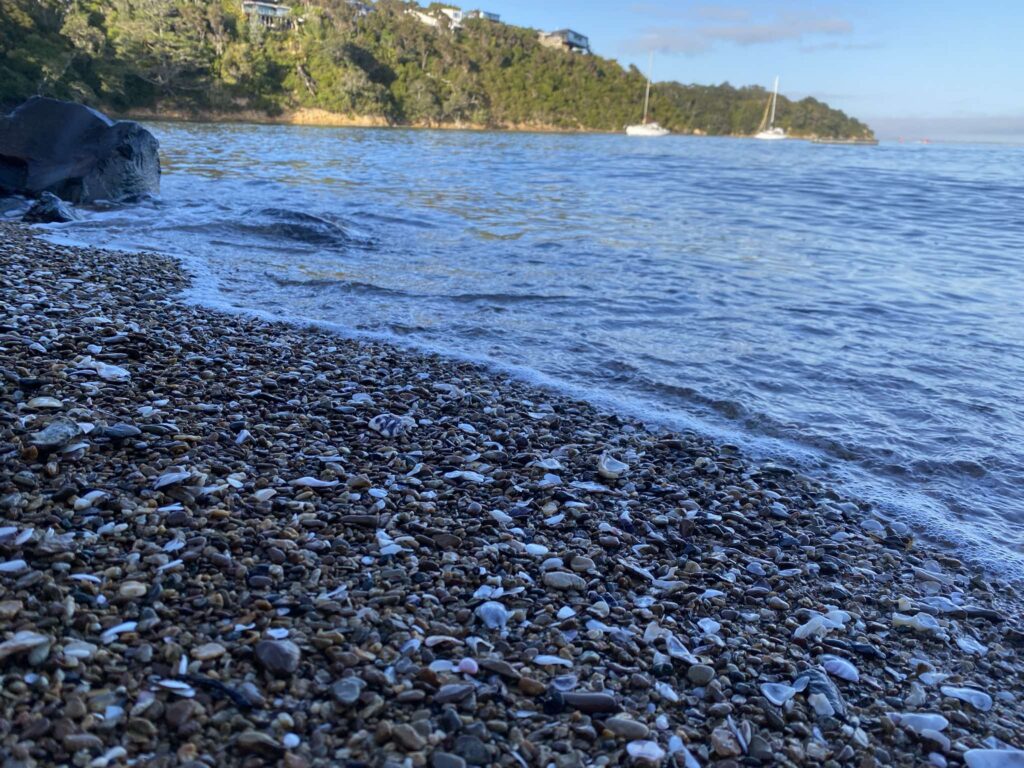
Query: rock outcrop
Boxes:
[
  {"xmin": 0, "ymin": 97, "xmax": 160, "ymax": 203},
  {"xmin": 22, "ymin": 192, "xmax": 80, "ymax": 224}
]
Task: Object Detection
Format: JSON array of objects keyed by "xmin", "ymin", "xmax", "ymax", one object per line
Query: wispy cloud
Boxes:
[
  {"xmin": 868, "ymin": 114, "xmax": 1024, "ymax": 141},
  {"xmin": 800, "ymin": 40, "xmax": 883, "ymax": 53},
  {"xmin": 694, "ymin": 5, "xmax": 752, "ymax": 22},
  {"xmin": 622, "ymin": 8, "xmax": 856, "ymax": 56}
]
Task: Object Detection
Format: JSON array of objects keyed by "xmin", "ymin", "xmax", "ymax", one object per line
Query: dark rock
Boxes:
[
  {"xmin": 562, "ymin": 692, "xmax": 621, "ymax": 714},
  {"xmin": 432, "ymin": 752, "xmax": 467, "ymax": 768},
  {"xmin": 453, "ymin": 735, "xmax": 489, "ymax": 765},
  {"xmin": 254, "ymin": 639, "xmax": 301, "ymax": 677},
  {"xmin": 0, "ymin": 97, "xmax": 160, "ymax": 203},
  {"xmin": 22, "ymin": 192, "xmax": 80, "ymax": 224}
]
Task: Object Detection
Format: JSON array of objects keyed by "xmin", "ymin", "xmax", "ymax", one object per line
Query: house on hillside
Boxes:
[
  {"xmin": 539, "ymin": 29, "xmax": 590, "ymax": 53},
  {"xmin": 347, "ymin": 0, "xmax": 373, "ymax": 16},
  {"xmin": 406, "ymin": 6, "xmax": 464, "ymax": 30},
  {"xmin": 466, "ymin": 10, "xmax": 500, "ymax": 22},
  {"xmin": 242, "ymin": 1, "xmax": 293, "ymax": 28}
]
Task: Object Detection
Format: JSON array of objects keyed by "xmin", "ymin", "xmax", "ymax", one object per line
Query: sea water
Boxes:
[{"xmin": 39, "ymin": 124, "xmax": 1024, "ymax": 577}]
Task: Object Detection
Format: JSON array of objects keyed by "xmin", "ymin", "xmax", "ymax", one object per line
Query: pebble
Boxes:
[
  {"xmin": 254, "ymin": 639, "xmax": 301, "ymax": 677},
  {"xmin": 606, "ymin": 717, "xmax": 650, "ymax": 740}
]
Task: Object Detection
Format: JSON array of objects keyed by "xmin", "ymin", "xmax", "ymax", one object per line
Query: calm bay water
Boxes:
[{"xmin": 44, "ymin": 124, "xmax": 1024, "ymax": 576}]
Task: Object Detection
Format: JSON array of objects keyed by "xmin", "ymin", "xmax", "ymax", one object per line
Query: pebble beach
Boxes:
[{"xmin": 1, "ymin": 220, "xmax": 1023, "ymax": 767}]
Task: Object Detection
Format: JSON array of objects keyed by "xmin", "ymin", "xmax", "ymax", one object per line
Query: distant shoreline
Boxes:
[{"xmin": 119, "ymin": 107, "xmax": 862, "ymax": 142}]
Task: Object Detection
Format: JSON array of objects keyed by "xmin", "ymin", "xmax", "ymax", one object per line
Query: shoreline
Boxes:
[
  {"xmin": 117, "ymin": 107, "xmax": 869, "ymax": 142},
  {"xmin": 1, "ymin": 221, "xmax": 1021, "ymax": 766}
]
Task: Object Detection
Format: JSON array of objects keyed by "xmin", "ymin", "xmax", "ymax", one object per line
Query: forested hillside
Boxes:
[{"xmin": 0, "ymin": 0, "xmax": 874, "ymax": 138}]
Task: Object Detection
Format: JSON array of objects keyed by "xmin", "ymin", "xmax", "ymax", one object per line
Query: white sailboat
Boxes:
[
  {"xmin": 626, "ymin": 53, "xmax": 669, "ymax": 137},
  {"xmin": 754, "ymin": 76, "xmax": 786, "ymax": 140}
]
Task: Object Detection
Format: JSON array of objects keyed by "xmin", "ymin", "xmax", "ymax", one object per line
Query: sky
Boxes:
[{"xmin": 471, "ymin": 1, "xmax": 1024, "ymax": 141}]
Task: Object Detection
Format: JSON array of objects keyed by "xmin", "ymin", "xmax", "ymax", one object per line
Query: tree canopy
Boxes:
[{"xmin": 0, "ymin": 0, "xmax": 874, "ymax": 139}]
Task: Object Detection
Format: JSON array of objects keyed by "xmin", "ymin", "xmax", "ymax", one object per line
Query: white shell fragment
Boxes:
[
  {"xmin": 940, "ymin": 686, "xmax": 993, "ymax": 712},
  {"xmin": 627, "ymin": 741, "xmax": 666, "ymax": 764},
  {"xmin": 597, "ymin": 452, "xmax": 629, "ymax": 480},
  {"xmin": 761, "ymin": 682, "xmax": 798, "ymax": 706},
  {"xmin": 821, "ymin": 654, "xmax": 860, "ymax": 682},
  {"xmin": 289, "ymin": 476, "xmax": 340, "ymax": 488},
  {"xmin": 368, "ymin": 413, "xmax": 415, "ymax": 438},
  {"xmin": 964, "ymin": 750, "xmax": 1024, "ymax": 768},
  {"xmin": 533, "ymin": 654, "xmax": 573, "ymax": 668},
  {"xmin": 893, "ymin": 612, "xmax": 943, "ymax": 635},
  {"xmin": 889, "ymin": 712, "xmax": 949, "ymax": 735},
  {"xmin": 100, "ymin": 621, "xmax": 138, "ymax": 645}
]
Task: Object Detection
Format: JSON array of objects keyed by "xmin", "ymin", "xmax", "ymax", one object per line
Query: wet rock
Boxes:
[
  {"xmin": 0, "ymin": 97, "xmax": 160, "ymax": 202},
  {"xmin": 23, "ymin": 192, "xmax": 80, "ymax": 224}
]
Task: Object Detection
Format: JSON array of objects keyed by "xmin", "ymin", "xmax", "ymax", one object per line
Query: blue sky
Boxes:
[{"xmin": 470, "ymin": 1, "xmax": 1024, "ymax": 140}]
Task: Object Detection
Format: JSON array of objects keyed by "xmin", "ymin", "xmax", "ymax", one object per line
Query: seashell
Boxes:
[
  {"xmin": 551, "ymin": 674, "xmax": 578, "ymax": 692},
  {"xmin": 698, "ymin": 618, "xmax": 721, "ymax": 635},
  {"xmin": 964, "ymin": 750, "xmax": 1024, "ymax": 768},
  {"xmin": 665, "ymin": 634, "xmax": 696, "ymax": 663},
  {"xmin": 74, "ymin": 490, "xmax": 108, "ymax": 511},
  {"xmin": 794, "ymin": 668, "xmax": 847, "ymax": 718},
  {"xmin": 425, "ymin": 635, "xmax": 462, "ymax": 647},
  {"xmin": 570, "ymin": 480, "xmax": 610, "ymax": 493},
  {"xmin": 100, "ymin": 621, "xmax": 138, "ymax": 644},
  {"xmin": 29, "ymin": 417, "xmax": 82, "ymax": 449},
  {"xmin": 0, "ymin": 631, "xmax": 51, "ymax": 660},
  {"xmin": 597, "ymin": 453, "xmax": 629, "ymax": 480},
  {"xmin": 475, "ymin": 601, "xmax": 509, "ymax": 630},
  {"xmin": 289, "ymin": 476, "xmax": 340, "ymax": 488},
  {"xmin": 626, "ymin": 740, "xmax": 666, "ymax": 764},
  {"xmin": 156, "ymin": 679, "xmax": 196, "ymax": 697},
  {"xmin": 0, "ymin": 560, "xmax": 28, "ymax": 574},
  {"xmin": 457, "ymin": 658, "xmax": 479, "ymax": 675},
  {"xmin": 761, "ymin": 682, "xmax": 797, "ymax": 705},
  {"xmin": 83, "ymin": 357, "xmax": 131, "ymax": 381},
  {"xmin": 821, "ymin": 654, "xmax": 859, "ymax": 682},
  {"xmin": 457, "ymin": 422, "xmax": 477, "ymax": 434},
  {"xmin": 444, "ymin": 470, "xmax": 489, "ymax": 484},
  {"xmin": 557, "ymin": 606, "xmax": 576, "ymax": 620},
  {"xmin": 889, "ymin": 712, "xmax": 949, "ymax": 734},
  {"xmin": 266, "ymin": 628, "xmax": 290, "ymax": 640},
  {"xmin": 489, "ymin": 509, "xmax": 512, "ymax": 525},
  {"xmin": 533, "ymin": 654, "xmax": 573, "ymax": 668},
  {"xmin": 368, "ymin": 413, "xmax": 415, "ymax": 438},
  {"xmin": 957, "ymin": 636, "xmax": 988, "ymax": 656},
  {"xmin": 940, "ymin": 685, "xmax": 993, "ymax": 712},
  {"xmin": 349, "ymin": 393, "xmax": 374, "ymax": 405},
  {"xmin": 533, "ymin": 458, "xmax": 563, "ymax": 471},
  {"xmin": 253, "ymin": 488, "xmax": 276, "ymax": 502},
  {"xmin": 63, "ymin": 640, "xmax": 98, "ymax": 660},
  {"xmin": 893, "ymin": 612, "xmax": 942, "ymax": 635},
  {"xmin": 654, "ymin": 681, "xmax": 679, "ymax": 703},
  {"xmin": 525, "ymin": 543, "xmax": 549, "ymax": 556},
  {"xmin": 27, "ymin": 396, "xmax": 63, "ymax": 409},
  {"xmin": 808, "ymin": 692, "xmax": 834, "ymax": 717},
  {"xmin": 154, "ymin": 471, "xmax": 190, "ymax": 489},
  {"xmin": 538, "ymin": 473, "xmax": 561, "ymax": 487}
]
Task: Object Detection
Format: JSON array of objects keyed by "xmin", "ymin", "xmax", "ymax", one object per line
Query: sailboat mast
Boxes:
[
  {"xmin": 642, "ymin": 51, "xmax": 653, "ymax": 124},
  {"xmin": 769, "ymin": 75, "xmax": 779, "ymax": 127}
]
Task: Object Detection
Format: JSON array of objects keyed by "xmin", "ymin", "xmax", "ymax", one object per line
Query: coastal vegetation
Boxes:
[{"xmin": 0, "ymin": 0, "xmax": 874, "ymax": 138}]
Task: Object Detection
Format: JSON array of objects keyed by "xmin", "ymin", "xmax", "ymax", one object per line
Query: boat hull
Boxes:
[
  {"xmin": 754, "ymin": 129, "xmax": 787, "ymax": 141},
  {"xmin": 626, "ymin": 124, "xmax": 670, "ymax": 137}
]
